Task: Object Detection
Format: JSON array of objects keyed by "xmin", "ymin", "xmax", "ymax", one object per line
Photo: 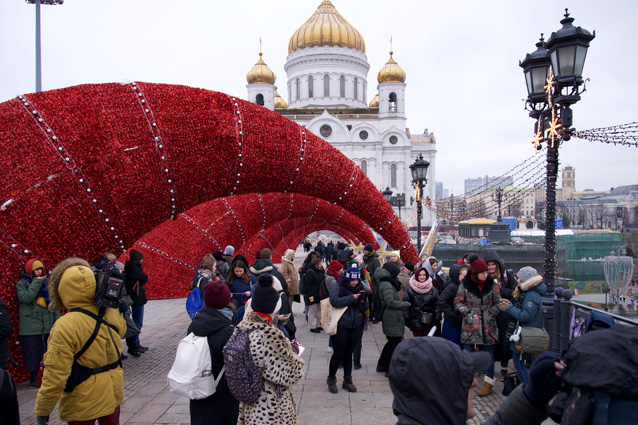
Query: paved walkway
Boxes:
[{"xmin": 17, "ymin": 248, "xmax": 517, "ymax": 425}]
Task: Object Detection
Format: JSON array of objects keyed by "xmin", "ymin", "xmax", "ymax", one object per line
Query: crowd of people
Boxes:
[{"xmin": 1, "ymin": 241, "xmax": 635, "ymax": 425}]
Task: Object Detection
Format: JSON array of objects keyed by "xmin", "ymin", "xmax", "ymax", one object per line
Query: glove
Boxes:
[
  {"xmin": 498, "ymin": 299, "xmax": 512, "ymax": 312},
  {"xmin": 36, "ymin": 415, "xmax": 49, "ymax": 425},
  {"xmin": 523, "ymin": 351, "xmax": 563, "ymax": 410}
]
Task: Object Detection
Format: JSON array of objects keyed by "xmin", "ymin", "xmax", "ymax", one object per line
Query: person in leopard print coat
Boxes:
[{"xmin": 238, "ymin": 274, "xmax": 306, "ymax": 425}]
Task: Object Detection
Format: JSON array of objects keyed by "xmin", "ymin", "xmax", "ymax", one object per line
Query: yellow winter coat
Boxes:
[{"xmin": 35, "ymin": 258, "xmax": 126, "ymax": 422}]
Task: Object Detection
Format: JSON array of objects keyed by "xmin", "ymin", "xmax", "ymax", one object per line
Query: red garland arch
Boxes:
[{"xmin": 0, "ymin": 82, "xmax": 416, "ymax": 380}]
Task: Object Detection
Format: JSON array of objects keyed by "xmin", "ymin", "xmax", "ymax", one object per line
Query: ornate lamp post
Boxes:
[
  {"xmin": 520, "ymin": 9, "xmax": 594, "ymax": 294},
  {"xmin": 410, "ymin": 154, "xmax": 430, "ymax": 254},
  {"xmin": 25, "ymin": 0, "xmax": 64, "ymax": 93},
  {"xmin": 382, "ymin": 187, "xmax": 393, "ymax": 203},
  {"xmin": 382, "ymin": 187, "xmax": 406, "ymax": 219}
]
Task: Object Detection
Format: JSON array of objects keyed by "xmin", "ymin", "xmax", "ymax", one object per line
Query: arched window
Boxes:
[
  {"xmin": 354, "ymin": 77, "xmax": 358, "ymax": 100},
  {"xmin": 324, "ymin": 74, "xmax": 330, "ymax": 97},
  {"xmin": 389, "ymin": 92, "xmax": 397, "ymax": 112},
  {"xmin": 255, "ymin": 93, "xmax": 264, "ymax": 106},
  {"xmin": 308, "ymin": 75, "xmax": 314, "ymax": 98},
  {"xmin": 391, "ymin": 164, "xmax": 397, "ymax": 188},
  {"xmin": 340, "ymin": 75, "xmax": 345, "ymax": 97},
  {"xmin": 361, "ymin": 160, "xmax": 367, "ymax": 175},
  {"xmin": 296, "ymin": 78, "xmax": 300, "ymax": 101}
]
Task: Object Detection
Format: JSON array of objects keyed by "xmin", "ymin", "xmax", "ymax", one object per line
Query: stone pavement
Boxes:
[{"xmin": 16, "ymin": 248, "xmax": 530, "ymax": 425}]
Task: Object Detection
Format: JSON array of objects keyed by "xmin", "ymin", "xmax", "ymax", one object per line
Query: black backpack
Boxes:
[
  {"xmin": 370, "ymin": 286, "xmax": 385, "ymax": 323},
  {"xmin": 94, "ymin": 264, "xmax": 125, "ymax": 310}
]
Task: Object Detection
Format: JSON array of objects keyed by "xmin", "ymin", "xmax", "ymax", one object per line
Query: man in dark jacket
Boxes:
[
  {"xmin": 324, "ymin": 242, "xmax": 335, "ymax": 264},
  {"xmin": 0, "ymin": 297, "xmax": 11, "ymax": 370},
  {"xmin": 389, "ymin": 337, "xmax": 564, "ymax": 425},
  {"xmin": 437, "ymin": 264, "xmax": 469, "ymax": 348},
  {"xmin": 362, "ymin": 244, "xmax": 381, "ymax": 277},
  {"xmin": 124, "ymin": 249, "xmax": 148, "ymax": 356}
]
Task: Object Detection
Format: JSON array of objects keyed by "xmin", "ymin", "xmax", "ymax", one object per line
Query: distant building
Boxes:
[
  {"xmin": 435, "ymin": 182, "xmax": 449, "ymax": 200},
  {"xmin": 558, "ymin": 185, "xmax": 638, "ymax": 230},
  {"xmin": 464, "ymin": 175, "xmax": 513, "ymax": 194}
]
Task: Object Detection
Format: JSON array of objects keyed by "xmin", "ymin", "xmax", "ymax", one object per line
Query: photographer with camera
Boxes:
[{"xmin": 325, "ymin": 265, "xmax": 368, "ymax": 394}]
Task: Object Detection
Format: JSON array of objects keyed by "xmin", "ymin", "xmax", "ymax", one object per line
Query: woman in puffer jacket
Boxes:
[
  {"xmin": 438, "ymin": 264, "xmax": 470, "ymax": 348},
  {"xmin": 403, "ymin": 267, "xmax": 440, "ymax": 337}
]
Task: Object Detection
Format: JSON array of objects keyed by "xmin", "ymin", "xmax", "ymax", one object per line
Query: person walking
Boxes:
[
  {"xmin": 375, "ymin": 262, "xmax": 409, "ymax": 375},
  {"xmin": 498, "ymin": 266, "xmax": 546, "ymax": 385},
  {"xmin": 188, "ymin": 281, "xmax": 238, "ymax": 425},
  {"xmin": 303, "ymin": 258, "xmax": 324, "ymax": 333},
  {"xmin": 326, "ymin": 266, "xmax": 368, "ymax": 394},
  {"xmin": 455, "ymin": 259, "xmax": 501, "ymax": 396},
  {"xmin": 237, "ymin": 275, "xmax": 305, "ymax": 425},
  {"xmin": 16, "ymin": 258, "xmax": 60, "ymax": 388},
  {"xmin": 281, "ymin": 249, "xmax": 300, "ymax": 306},
  {"xmin": 403, "ymin": 267, "xmax": 440, "ymax": 337},
  {"xmin": 35, "ymin": 257, "xmax": 126, "ymax": 425},
  {"xmin": 438, "ymin": 264, "xmax": 470, "ymax": 348},
  {"xmin": 124, "ymin": 249, "xmax": 149, "ymax": 357}
]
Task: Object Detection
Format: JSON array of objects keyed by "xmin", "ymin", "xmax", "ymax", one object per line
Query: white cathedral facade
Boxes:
[{"xmin": 245, "ymin": 0, "xmax": 436, "ymax": 227}]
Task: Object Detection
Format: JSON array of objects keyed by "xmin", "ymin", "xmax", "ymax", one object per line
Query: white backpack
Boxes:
[{"xmin": 167, "ymin": 332, "xmax": 224, "ymax": 400}]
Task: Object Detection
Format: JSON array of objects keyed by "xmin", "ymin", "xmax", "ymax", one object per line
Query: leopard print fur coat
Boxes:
[{"xmin": 237, "ymin": 313, "xmax": 305, "ymax": 425}]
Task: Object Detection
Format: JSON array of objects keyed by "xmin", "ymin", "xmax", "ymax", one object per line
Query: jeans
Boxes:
[
  {"xmin": 512, "ymin": 347, "xmax": 530, "ymax": 385},
  {"xmin": 463, "ymin": 344, "xmax": 494, "ymax": 379},
  {"xmin": 329, "ymin": 325, "xmax": 364, "ymax": 378},
  {"xmin": 131, "ymin": 305, "xmax": 144, "ymax": 347}
]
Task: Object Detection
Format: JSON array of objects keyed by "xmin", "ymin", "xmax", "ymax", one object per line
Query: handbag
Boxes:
[
  {"xmin": 320, "ymin": 298, "xmax": 347, "ymax": 336},
  {"xmin": 420, "ymin": 311, "xmax": 433, "ymax": 325},
  {"xmin": 515, "ymin": 326, "xmax": 550, "ymax": 354},
  {"xmin": 502, "ymin": 372, "xmax": 520, "ymax": 396}
]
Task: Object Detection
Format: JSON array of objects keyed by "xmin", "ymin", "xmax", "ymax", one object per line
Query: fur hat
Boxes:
[
  {"xmin": 130, "ymin": 249, "xmax": 144, "ymax": 262},
  {"xmin": 517, "ymin": 266, "xmax": 539, "ymax": 283},
  {"xmin": 342, "ymin": 266, "xmax": 361, "ymax": 282},
  {"xmin": 204, "ymin": 280, "xmax": 231, "ymax": 309},
  {"xmin": 224, "ymin": 245, "xmax": 235, "ymax": 256},
  {"xmin": 252, "ymin": 274, "xmax": 280, "ymax": 314},
  {"xmin": 470, "ymin": 259, "xmax": 489, "ymax": 275},
  {"xmin": 260, "ymin": 248, "xmax": 272, "ymax": 260},
  {"xmin": 363, "ymin": 244, "xmax": 374, "ymax": 253},
  {"xmin": 383, "ymin": 262, "xmax": 400, "ymax": 278}
]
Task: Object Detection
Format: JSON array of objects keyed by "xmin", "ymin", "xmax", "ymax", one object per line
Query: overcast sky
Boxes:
[{"xmin": 1, "ymin": 0, "xmax": 636, "ymax": 196}]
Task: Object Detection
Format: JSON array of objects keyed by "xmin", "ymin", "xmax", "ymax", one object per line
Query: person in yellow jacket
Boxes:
[{"xmin": 35, "ymin": 258, "xmax": 126, "ymax": 425}]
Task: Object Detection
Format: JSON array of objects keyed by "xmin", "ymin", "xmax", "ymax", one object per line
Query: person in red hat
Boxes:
[
  {"xmin": 16, "ymin": 258, "xmax": 60, "ymax": 387},
  {"xmin": 454, "ymin": 258, "xmax": 501, "ymax": 397}
]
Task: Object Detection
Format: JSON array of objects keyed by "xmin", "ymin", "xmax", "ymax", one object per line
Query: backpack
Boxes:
[
  {"xmin": 94, "ymin": 264, "xmax": 125, "ymax": 310},
  {"xmin": 167, "ymin": 333, "xmax": 225, "ymax": 400},
  {"xmin": 370, "ymin": 285, "xmax": 386, "ymax": 323},
  {"xmin": 222, "ymin": 328, "xmax": 263, "ymax": 403},
  {"xmin": 186, "ymin": 277, "xmax": 205, "ymax": 319}
]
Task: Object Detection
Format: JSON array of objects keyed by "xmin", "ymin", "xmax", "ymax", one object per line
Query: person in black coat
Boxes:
[
  {"xmin": 0, "ymin": 297, "xmax": 11, "ymax": 371},
  {"xmin": 403, "ymin": 267, "xmax": 440, "ymax": 337},
  {"xmin": 438, "ymin": 264, "xmax": 470, "ymax": 348},
  {"xmin": 303, "ymin": 258, "xmax": 325, "ymax": 333},
  {"xmin": 483, "ymin": 250, "xmax": 517, "ymax": 375},
  {"xmin": 124, "ymin": 249, "xmax": 149, "ymax": 356},
  {"xmin": 188, "ymin": 281, "xmax": 238, "ymax": 425}
]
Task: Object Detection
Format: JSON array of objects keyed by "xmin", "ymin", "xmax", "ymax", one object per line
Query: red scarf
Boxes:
[{"xmin": 254, "ymin": 312, "xmax": 273, "ymax": 323}]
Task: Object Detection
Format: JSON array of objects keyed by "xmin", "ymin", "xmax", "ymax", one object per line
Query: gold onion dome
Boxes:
[
  {"xmin": 274, "ymin": 87, "xmax": 288, "ymax": 108},
  {"xmin": 288, "ymin": 0, "xmax": 366, "ymax": 54},
  {"xmin": 246, "ymin": 52, "xmax": 276, "ymax": 85},
  {"xmin": 377, "ymin": 51, "xmax": 406, "ymax": 83},
  {"xmin": 369, "ymin": 93, "xmax": 379, "ymax": 107}
]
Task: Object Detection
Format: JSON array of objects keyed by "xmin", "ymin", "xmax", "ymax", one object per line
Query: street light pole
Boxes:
[
  {"xmin": 26, "ymin": 0, "xmax": 64, "ymax": 93},
  {"xmin": 410, "ymin": 154, "xmax": 430, "ymax": 255}
]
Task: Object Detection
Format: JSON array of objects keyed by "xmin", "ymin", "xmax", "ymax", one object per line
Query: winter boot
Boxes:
[
  {"xmin": 326, "ymin": 376, "xmax": 338, "ymax": 394},
  {"xmin": 342, "ymin": 376, "xmax": 357, "ymax": 393},
  {"xmin": 477, "ymin": 376, "xmax": 494, "ymax": 397},
  {"xmin": 29, "ymin": 371, "xmax": 39, "ymax": 388}
]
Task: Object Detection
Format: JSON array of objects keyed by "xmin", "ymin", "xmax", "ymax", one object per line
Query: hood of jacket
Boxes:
[
  {"xmin": 585, "ymin": 310, "xmax": 615, "ymax": 332},
  {"xmin": 250, "ymin": 259, "xmax": 274, "ymax": 275},
  {"xmin": 48, "ymin": 257, "xmax": 96, "ymax": 311},
  {"xmin": 483, "ymin": 250, "xmax": 506, "ymax": 275},
  {"xmin": 189, "ymin": 306, "xmax": 232, "ymax": 337},
  {"xmin": 449, "ymin": 264, "xmax": 469, "ymax": 286},
  {"xmin": 520, "ymin": 275, "xmax": 545, "ymax": 293},
  {"xmin": 461, "ymin": 273, "xmax": 495, "ymax": 298},
  {"xmin": 390, "ymin": 337, "xmax": 473, "ymax": 425}
]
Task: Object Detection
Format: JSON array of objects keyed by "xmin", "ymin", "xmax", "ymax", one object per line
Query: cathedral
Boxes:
[{"xmin": 245, "ymin": 0, "xmax": 436, "ymax": 226}]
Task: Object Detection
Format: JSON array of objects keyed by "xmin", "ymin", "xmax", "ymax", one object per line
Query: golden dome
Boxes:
[
  {"xmin": 377, "ymin": 51, "xmax": 406, "ymax": 84},
  {"xmin": 288, "ymin": 0, "xmax": 366, "ymax": 54},
  {"xmin": 246, "ymin": 52, "xmax": 276, "ymax": 85},
  {"xmin": 369, "ymin": 93, "xmax": 379, "ymax": 107},
  {"xmin": 274, "ymin": 87, "xmax": 287, "ymax": 109}
]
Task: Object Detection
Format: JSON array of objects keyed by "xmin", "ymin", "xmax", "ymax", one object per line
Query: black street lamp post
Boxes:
[
  {"xmin": 26, "ymin": 0, "xmax": 64, "ymax": 93},
  {"xmin": 382, "ymin": 187, "xmax": 406, "ymax": 219},
  {"xmin": 410, "ymin": 154, "xmax": 430, "ymax": 254},
  {"xmin": 520, "ymin": 9, "xmax": 594, "ymax": 295}
]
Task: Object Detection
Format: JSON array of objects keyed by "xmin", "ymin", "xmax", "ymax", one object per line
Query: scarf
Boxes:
[
  {"xmin": 472, "ymin": 275, "xmax": 486, "ymax": 292},
  {"xmin": 340, "ymin": 279, "xmax": 363, "ymax": 295},
  {"xmin": 254, "ymin": 311, "xmax": 273, "ymax": 323},
  {"xmin": 328, "ymin": 268, "xmax": 341, "ymax": 279},
  {"xmin": 217, "ymin": 307, "xmax": 233, "ymax": 320},
  {"xmin": 409, "ymin": 274, "xmax": 432, "ymax": 294}
]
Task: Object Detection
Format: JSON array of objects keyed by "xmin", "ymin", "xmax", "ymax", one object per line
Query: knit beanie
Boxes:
[
  {"xmin": 517, "ymin": 266, "xmax": 539, "ymax": 283},
  {"xmin": 328, "ymin": 260, "xmax": 343, "ymax": 274},
  {"xmin": 383, "ymin": 262, "xmax": 400, "ymax": 278},
  {"xmin": 224, "ymin": 245, "xmax": 235, "ymax": 256},
  {"xmin": 203, "ymin": 280, "xmax": 231, "ymax": 309},
  {"xmin": 364, "ymin": 244, "xmax": 374, "ymax": 253},
  {"xmin": 213, "ymin": 251, "xmax": 224, "ymax": 261},
  {"xmin": 354, "ymin": 255, "xmax": 364, "ymax": 265},
  {"xmin": 342, "ymin": 266, "xmax": 361, "ymax": 282},
  {"xmin": 404, "ymin": 262, "xmax": 415, "ymax": 272},
  {"xmin": 391, "ymin": 250, "xmax": 401, "ymax": 260},
  {"xmin": 470, "ymin": 259, "xmax": 489, "ymax": 275},
  {"xmin": 130, "ymin": 249, "xmax": 144, "ymax": 262},
  {"xmin": 261, "ymin": 248, "xmax": 273, "ymax": 260},
  {"xmin": 252, "ymin": 274, "xmax": 280, "ymax": 314},
  {"xmin": 25, "ymin": 258, "xmax": 45, "ymax": 276}
]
